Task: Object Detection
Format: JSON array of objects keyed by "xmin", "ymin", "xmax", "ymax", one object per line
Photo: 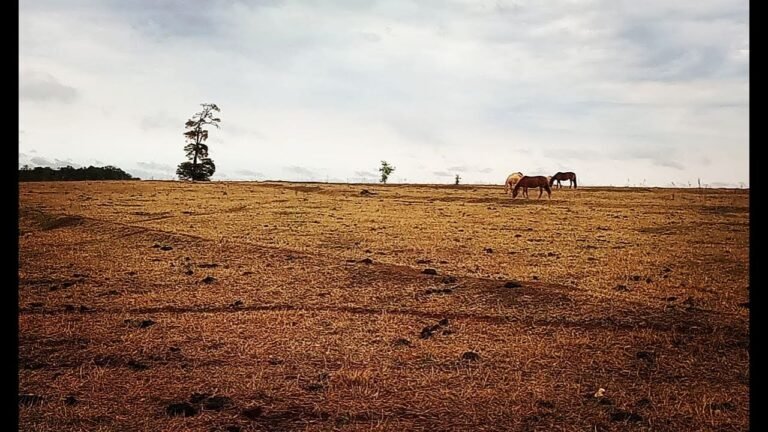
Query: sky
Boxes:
[{"xmin": 19, "ymin": 0, "xmax": 749, "ymax": 187}]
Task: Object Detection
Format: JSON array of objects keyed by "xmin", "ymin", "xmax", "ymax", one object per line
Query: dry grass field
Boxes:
[{"xmin": 18, "ymin": 181, "xmax": 749, "ymax": 431}]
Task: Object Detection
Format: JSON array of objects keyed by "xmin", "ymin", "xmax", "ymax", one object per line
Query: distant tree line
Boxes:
[{"xmin": 19, "ymin": 165, "xmax": 139, "ymax": 182}]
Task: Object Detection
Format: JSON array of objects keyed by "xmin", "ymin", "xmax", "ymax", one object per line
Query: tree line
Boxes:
[{"xmin": 19, "ymin": 165, "xmax": 138, "ymax": 182}]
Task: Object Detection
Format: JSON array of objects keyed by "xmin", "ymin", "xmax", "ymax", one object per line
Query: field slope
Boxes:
[{"xmin": 19, "ymin": 181, "xmax": 749, "ymax": 431}]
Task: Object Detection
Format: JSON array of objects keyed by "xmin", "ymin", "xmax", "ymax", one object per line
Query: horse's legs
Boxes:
[
  {"xmin": 545, "ymin": 185, "xmax": 551, "ymax": 199},
  {"xmin": 538, "ymin": 187, "xmax": 543, "ymax": 199}
]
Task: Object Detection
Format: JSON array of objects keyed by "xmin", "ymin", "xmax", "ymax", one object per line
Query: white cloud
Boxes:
[
  {"xmin": 19, "ymin": 0, "xmax": 749, "ymax": 186},
  {"xmin": 20, "ymin": 71, "xmax": 78, "ymax": 103}
]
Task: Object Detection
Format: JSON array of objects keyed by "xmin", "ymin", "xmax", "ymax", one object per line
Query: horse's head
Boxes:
[{"xmin": 548, "ymin": 175, "xmax": 556, "ymax": 186}]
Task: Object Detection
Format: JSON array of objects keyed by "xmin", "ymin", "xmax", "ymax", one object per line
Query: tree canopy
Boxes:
[{"xmin": 19, "ymin": 165, "xmax": 137, "ymax": 181}]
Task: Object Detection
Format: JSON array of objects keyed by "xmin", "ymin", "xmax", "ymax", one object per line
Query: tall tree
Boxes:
[{"xmin": 177, "ymin": 103, "xmax": 221, "ymax": 181}]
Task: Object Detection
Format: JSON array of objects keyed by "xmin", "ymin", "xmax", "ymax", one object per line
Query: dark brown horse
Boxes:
[
  {"xmin": 549, "ymin": 172, "xmax": 577, "ymax": 189},
  {"xmin": 512, "ymin": 176, "xmax": 552, "ymax": 199}
]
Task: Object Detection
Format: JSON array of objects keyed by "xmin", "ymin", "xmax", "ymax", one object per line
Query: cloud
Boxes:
[
  {"xmin": 444, "ymin": 166, "xmax": 493, "ymax": 174},
  {"xmin": 17, "ymin": 0, "xmax": 748, "ymax": 187},
  {"xmin": 220, "ymin": 124, "xmax": 267, "ymax": 140},
  {"xmin": 653, "ymin": 160, "xmax": 685, "ymax": 170},
  {"xmin": 131, "ymin": 161, "xmax": 177, "ymax": 179},
  {"xmin": 433, "ymin": 171, "xmax": 454, "ymax": 177},
  {"xmin": 20, "ymin": 71, "xmax": 78, "ymax": 103},
  {"xmin": 234, "ymin": 169, "xmax": 264, "ymax": 178},
  {"xmin": 354, "ymin": 170, "xmax": 378, "ymax": 178},
  {"xmin": 28, "ymin": 156, "xmax": 81, "ymax": 168},
  {"xmin": 125, "ymin": 168, "xmax": 171, "ymax": 180},
  {"xmin": 358, "ymin": 31, "xmax": 382, "ymax": 43},
  {"xmin": 284, "ymin": 166, "xmax": 317, "ymax": 178},
  {"xmin": 446, "ymin": 166, "xmax": 469, "ymax": 172},
  {"xmin": 137, "ymin": 161, "xmax": 175, "ymax": 171},
  {"xmin": 708, "ymin": 181, "xmax": 741, "ymax": 189},
  {"xmin": 140, "ymin": 113, "xmax": 184, "ymax": 131}
]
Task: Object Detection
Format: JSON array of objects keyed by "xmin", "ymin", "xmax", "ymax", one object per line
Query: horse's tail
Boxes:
[{"xmin": 572, "ymin": 174, "xmax": 577, "ymax": 188}]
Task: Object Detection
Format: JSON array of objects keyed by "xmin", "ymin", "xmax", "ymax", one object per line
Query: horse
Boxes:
[
  {"xmin": 549, "ymin": 172, "xmax": 577, "ymax": 189},
  {"xmin": 504, "ymin": 172, "xmax": 524, "ymax": 195},
  {"xmin": 512, "ymin": 176, "xmax": 552, "ymax": 199}
]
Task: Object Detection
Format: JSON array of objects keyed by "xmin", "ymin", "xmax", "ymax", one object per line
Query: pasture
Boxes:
[{"xmin": 19, "ymin": 181, "xmax": 749, "ymax": 431}]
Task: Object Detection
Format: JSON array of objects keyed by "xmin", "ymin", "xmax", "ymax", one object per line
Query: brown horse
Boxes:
[
  {"xmin": 549, "ymin": 172, "xmax": 577, "ymax": 189},
  {"xmin": 504, "ymin": 172, "xmax": 524, "ymax": 195},
  {"xmin": 512, "ymin": 176, "xmax": 552, "ymax": 199}
]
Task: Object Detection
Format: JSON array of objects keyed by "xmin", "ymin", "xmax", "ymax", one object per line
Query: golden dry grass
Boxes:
[{"xmin": 19, "ymin": 181, "xmax": 749, "ymax": 431}]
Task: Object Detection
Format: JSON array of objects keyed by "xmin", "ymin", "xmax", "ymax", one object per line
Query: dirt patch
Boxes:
[
  {"xmin": 393, "ymin": 338, "xmax": 411, "ymax": 347},
  {"xmin": 37, "ymin": 214, "xmax": 84, "ymax": 231},
  {"xmin": 610, "ymin": 410, "xmax": 643, "ymax": 423},
  {"xmin": 708, "ymin": 401, "xmax": 736, "ymax": 412},
  {"xmin": 124, "ymin": 319, "xmax": 156, "ymax": 328},
  {"xmin": 241, "ymin": 406, "xmax": 264, "ymax": 420},
  {"xmin": 461, "ymin": 351, "xmax": 481, "ymax": 362},
  {"xmin": 203, "ymin": 396, "xmax": 234, "ymax": 411},
  {"xmin": 699, "ymin": 205, "xmax": 748, "ymax": 215},
  {"xmin": 166, "ymin": 402, "xmax": 198, "ymax": 417},
  {"xmin": 420, "ymin": 318, "xmax": 451, "ymax": 339},
  {"xmin": 424, "ymin": 287, "xmax": 453, "ymax": 295}
]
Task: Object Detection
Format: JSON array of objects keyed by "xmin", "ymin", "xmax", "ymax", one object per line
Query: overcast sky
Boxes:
[{"xmin": 20, "ymin": 0, "xmax": 748, "ymax": 187}]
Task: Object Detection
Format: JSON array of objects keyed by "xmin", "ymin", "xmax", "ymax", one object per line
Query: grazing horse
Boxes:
[
  {"xmin": 549, "ymin": 172, "xmax": 577, "ymax": 189},
  {"xmin": 512, "ymin": 176, "xmax": 552, "ymax": 199},
  {"xmin": 504, "ymin": 172, "xmax": 524, "ymax": 195}
]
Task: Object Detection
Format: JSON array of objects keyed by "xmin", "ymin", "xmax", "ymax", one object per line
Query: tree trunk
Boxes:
[
  {"xmin": 192, "ymin": 151, "xmax": 199, "ymax": 181},
  {"xmin": 191, "ymin": 129, "xmax": 201, "ymax": 181}
]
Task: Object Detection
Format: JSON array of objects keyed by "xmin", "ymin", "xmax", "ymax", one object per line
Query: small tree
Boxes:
[
  {"xmin": 177, "ymin": 103, "xmax": 221, "ymax": 181},
  {"xmin": 379, "ymin": 160, "xmax": 395, "ymax": 183},
  {"xmin": 455, "ymin": 174, "xmax": 461, "ymax": 185}
]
